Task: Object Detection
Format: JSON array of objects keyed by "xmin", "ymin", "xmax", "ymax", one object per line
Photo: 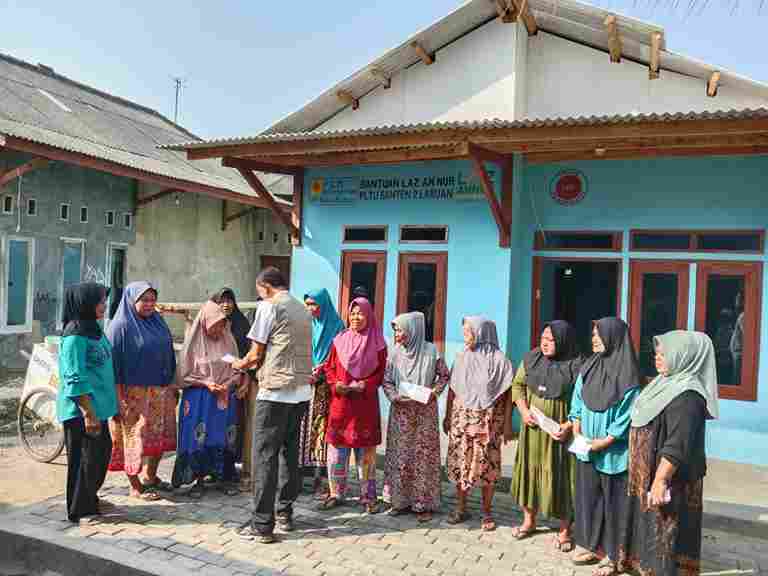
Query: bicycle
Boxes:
[{"xmin": 17, "ymin": 349, "xmax": 65, "ymax": 463}]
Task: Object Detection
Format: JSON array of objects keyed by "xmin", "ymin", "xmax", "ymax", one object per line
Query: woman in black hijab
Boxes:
[
  {"xmin": 507, "ymin": 321, "xmax": 582, "ymax": 550},
  {"xmin": 210, "ymin": 287, "xmax": 252, "ymax": 488},
  {"xmin": 568, "ymin": 318, "xmax": 642, "ymax": 575},
  {"xmin": 211, "ymin": 288, "xmax": 251, "ymax": 358},
  {"xmin": 55, "ymin": 283, "xmax": 118, "ymax": 522}
]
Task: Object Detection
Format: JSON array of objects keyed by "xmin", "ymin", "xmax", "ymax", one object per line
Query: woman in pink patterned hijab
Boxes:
[{"xmin": 320, "ymin": 297, "xmax": 388, "ymax": 514}]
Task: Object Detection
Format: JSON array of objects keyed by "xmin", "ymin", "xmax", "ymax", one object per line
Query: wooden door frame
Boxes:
[
  {"xmin": 531, "ymin": 256, "xmax": 623, "ymax": 349},
  {"xmin": 628, "ymin": 260, "xmax": 690, "ymax": 353},
  {"xmin": 396, "ymin": 251, "xmax": 448, "ymax": 354},
  {"xmin": 339, "ymin": 250, "xmax": 387, "ymax": 325},
  {"xmin": 695, "ymin": 261, "xmax": 762, "ymax": 402}
]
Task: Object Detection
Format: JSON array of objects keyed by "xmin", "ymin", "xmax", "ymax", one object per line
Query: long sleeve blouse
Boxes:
[
  {"xmin": 324, "ymin": 344, "xmax": 387, "ymax": 448},
  {"xmin": 568, "ymin": 374, "xmax": 638, "ymax": 475}
]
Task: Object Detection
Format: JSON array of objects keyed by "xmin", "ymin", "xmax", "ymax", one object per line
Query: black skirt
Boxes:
[
  {"xmin": 64, "ymin": 418, "xmax": 112, "ymax": 522},
  {"xmin": 573, "ymin": 460, "xmax": 628, "ymax": 561},
  {"xmin": 622, "ymin": 423, "xmax": 705, "ymax": 576}
]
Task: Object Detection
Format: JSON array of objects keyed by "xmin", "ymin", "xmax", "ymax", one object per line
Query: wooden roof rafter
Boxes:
[
  {"xmin": 707, "ymin": 71, "xmax": 721, "ymax": 97},
  {"xmin": 604, "ymin": 15, "xmax": 622, "ymax": 63},
  {"xmin": 411, "ymin": 41, "xmax": 435, "ymax": 65},
  {"xmin": 649, "ymin": 32, "xmax": 661, "ymax": 79},
  {"xmin": 0, "ymin": 156, "xmax": 49, "ymax": 188}
]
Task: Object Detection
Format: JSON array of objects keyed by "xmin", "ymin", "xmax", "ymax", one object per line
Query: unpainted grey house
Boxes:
[{"xmin": 0, "ymin": 53, "xmax": 291, "ymax": 368}]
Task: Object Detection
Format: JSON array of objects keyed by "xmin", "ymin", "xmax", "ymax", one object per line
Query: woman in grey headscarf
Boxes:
[
  {"xmin": 621, "ymin": 331, "xmax": 719, "ymax": 576},
  {"xmin": 382, "ymin": 312, "xmax": 450, "ymax": 523},
  {"xmin": 444, "ymin": 317, "xmax": 514, "ymax": 532}
]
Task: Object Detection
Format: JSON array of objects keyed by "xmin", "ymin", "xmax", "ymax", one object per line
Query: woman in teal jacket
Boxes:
[{"xmin": 56, "ymin": 282, "xmax": 118, "ymax": 522}]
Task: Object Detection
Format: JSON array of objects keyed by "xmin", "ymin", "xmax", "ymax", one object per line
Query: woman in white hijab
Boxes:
[{"xmin": 382, "ymin": 312, "xmax": 450, "ymax": 523}]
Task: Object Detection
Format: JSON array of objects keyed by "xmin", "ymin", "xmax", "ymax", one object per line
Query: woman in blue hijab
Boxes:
[
  {"xmin": 107, "ymin": 281, "xmax": 177, "ymax": 500},
  {"xmin": 299, "ymin": 288, "xmax": 346, "ymax": 496}
]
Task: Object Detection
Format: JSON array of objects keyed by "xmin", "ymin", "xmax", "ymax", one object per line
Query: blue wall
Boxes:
[
  {"xmin": 292, "ymin": 153, "xmax": 768, "ymax": 467},
  {"xmin": 518, "ymin": 154, "xmax": 768, "ymax": 466},
  {"xmin": 292, "ymin": 159, "xmax": 512, "ymax": 362}
]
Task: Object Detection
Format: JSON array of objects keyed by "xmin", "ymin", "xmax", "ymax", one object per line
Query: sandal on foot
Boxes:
[
  {"xmin": 446, "ymin": 510, "xmax": 469, "ymax": 525},
  {"xmin": 592, "ymin": 558, "xmax": 617, "ymax": 576},
  {"xmin": 511, "ymin": 525, "xmax": 535, "ymax": 540},
  {"xmin": 318, "ymin": 497, "xmax": 341, "ymax": 511},
  {"xmin": 142, "ymin": 478, "xmax": 173, "ymax": 492},
  {"xmin": 416, "ymin": 511, "xmax": 433, "ymax": 524},
  {"xmin": 365, "ymin": 502, "xmax": 383, "ymax": 515},
  {"xmin": 387, "ymin": 506, "xmax": 410, "ymax": 517},
  {"xmin": 130, "ymin": 490, "xmax": 160, "ymax": 502},
  {"xmin": 553, "ymin": 534, "xmax": 575, "ymax": 553},
  {"xmin": 481, "ymin": 515, "xmax": 497, "ymax": 532},
  {"xmin": 573, "ymin": 551, "xmax": 600, "ymax": 566}
]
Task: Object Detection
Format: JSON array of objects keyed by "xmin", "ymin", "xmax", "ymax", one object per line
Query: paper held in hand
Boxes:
[
  {"xmin": 221, "ymin": 354, "xmax": 237, "ymax": 364},
  {"xmin": 398, "ymin": 380, "xmax": 432, "ymax": 404},
  {"xmin": 530, "ymin": 406, "xmax": 562, "ymax": 437},
  {"xmin": 568, "ymin": 434, "xmax": 592, "ymax": 457}
]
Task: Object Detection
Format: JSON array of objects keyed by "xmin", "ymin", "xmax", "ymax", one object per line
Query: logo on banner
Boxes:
[{"xmin": 550, "ymin": 170, "xmax": 587, "ymax": 205}]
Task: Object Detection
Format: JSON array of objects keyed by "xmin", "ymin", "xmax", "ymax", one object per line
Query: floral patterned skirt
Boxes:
[
  {"xmin": 446, "ymin": 398, "xmax": 506, "ymax": 492},
  {"xmin": 383, "ymin": 400, "xmax": 442, "ymax": 512},
  {"xmin": 108, "ymin": 386, "xmax": 177, "ymax": 475}
]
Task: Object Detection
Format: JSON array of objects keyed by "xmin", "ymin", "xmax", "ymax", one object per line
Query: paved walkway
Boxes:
[{"xmin": 1, "ymin": 457, "xmax": 767, "ymax": 576}]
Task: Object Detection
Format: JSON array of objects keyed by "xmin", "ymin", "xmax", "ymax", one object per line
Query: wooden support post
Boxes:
[
  {"xmin": 337, "ymin": 90, "xmax": 359, "ymax": 111},
  {"xmin": 221, "ymin": 199, "xmax": 227, "ymax": 231},
  {"xmin": 468, "ymin": 143, "xmax": 510, "ymax": 248},
  {"xmin": 370, "ymin": 68, "xmax": 391, "ymax": 89},
  {"xmin": 411, "ymin": 41, "xmax": 435, "ymax": 65},
  {"xmin": 707, "ymin": 71, "xmax": 721, "ymax": 97},
  {"xmin": 0, "ymin": 158, "xmax": 49, "ymax": 188},
  {"xmin": 510, "ymin": 0, "xmax": 538, "ymax": 36},
  {"xmin": 230, "ymin": 161, "xmax": 299, "ymax": 237},
  {"xmin": 605, "ymin": 15, "xmax": 622, "ymax": 63},
  {"xmin": 291, "ymin": 169, "xmax": 304, "ymax": 246},
  {"xmin": 649, "ymin": 32, "xmax": 661, "ymax": 80}
]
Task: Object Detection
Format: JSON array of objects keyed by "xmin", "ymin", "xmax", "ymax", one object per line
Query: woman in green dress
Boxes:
[{"xmin": 508, "ymin": 320, "xmax": 582, "ymax": 550}]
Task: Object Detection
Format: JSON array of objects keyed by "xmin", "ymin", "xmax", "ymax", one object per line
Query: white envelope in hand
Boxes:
[
  {"xmin": 221, "ymin": 354, "xmax": 237, "ymax": 364},
  {"xmin": 398, "ymin": 381, "xmax": 432, "ymax": 404}
]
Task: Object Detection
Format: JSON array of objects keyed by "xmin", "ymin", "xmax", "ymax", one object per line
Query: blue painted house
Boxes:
[{"xmin": 177, "ymin": 0, "xmax": 768, "ymax": 467}]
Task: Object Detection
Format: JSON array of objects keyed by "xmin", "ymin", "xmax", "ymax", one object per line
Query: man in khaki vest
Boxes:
[{"xmin": 232, "ymin": 267, "xmax": 312, "ymax": 544}]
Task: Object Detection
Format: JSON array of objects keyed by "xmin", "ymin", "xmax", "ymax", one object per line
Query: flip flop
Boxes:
[
  {"xmin": 318, "ymin": 497, "xmax": 342, "ymax": 511},
  {"xmin": 553, "ymin": 534, "xmax": 575, "ymax": 553},
  {"xmin": 142, "ymin": 478, "xmax": 173, "ymax": 492},
  {"xmin": 573, "ymin": 551, "xmax": 600, "ymax": 566},
  {"xmin": 511, "ymin": 525, "xmax": 535, "ymax": 540},
  {"xmin": 131, "ymin": 490, "xmax": 161, "ymax": 502},
  {"xmin": 416, "ymin": 511, "xmax": 433, "ymax": 524},
  {"xmin": 592, "ymin": 558, "xmax": 617, "ymax": 576},
  {"xmin": 481, "ymin": 515, "xmax": 497, "ymax": 532},
  {"xmin": 446, "ymin": 510, "xmax": 469, "ymax": 525},
  {"xmin": 387, "ymin": 506, "xmax": 410, "ymax": 517}
]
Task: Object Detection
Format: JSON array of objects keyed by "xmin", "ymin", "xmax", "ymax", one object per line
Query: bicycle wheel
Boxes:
[{"xmin": 18, "ymin": 387, "xmax": 65, "ymax": 463}]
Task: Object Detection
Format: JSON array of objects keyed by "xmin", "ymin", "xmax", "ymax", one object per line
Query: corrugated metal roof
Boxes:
[
  {"xmin": 169, "ymin": 108, "xmax": 768, "ymax": 150},
  {"xmin": 252, "ymin": 0, "xmax": 768, "ymax": 137},
  {"xmin": 0, "ymin": 53, "xmax": 287, "ymax": 202}
]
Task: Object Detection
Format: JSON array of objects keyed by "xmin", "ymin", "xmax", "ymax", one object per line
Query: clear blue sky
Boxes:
[{"xmin": 2, "ymin": 0, "xmax": 766, "ymax": 139}]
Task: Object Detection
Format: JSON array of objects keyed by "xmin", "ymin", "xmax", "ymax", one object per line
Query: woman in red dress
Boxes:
[{"xmin": 320, "ymin": 297, "xmax": 387, "ymax": 514}]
